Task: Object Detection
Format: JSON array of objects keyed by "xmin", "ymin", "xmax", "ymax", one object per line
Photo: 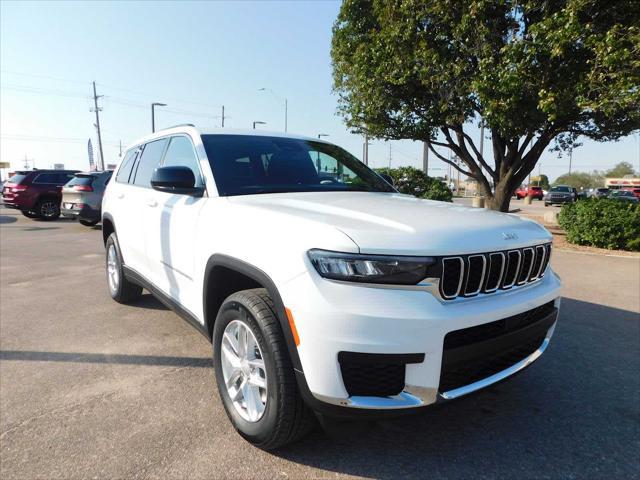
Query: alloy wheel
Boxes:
[{"xmin": 221, "ymin": 320, "xmax": 268, "ymax": 422}]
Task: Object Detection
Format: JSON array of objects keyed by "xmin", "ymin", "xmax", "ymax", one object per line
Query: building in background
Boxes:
[{"xmin": 605, "ymin": 176, "xmax": 640, "ymax": 190}]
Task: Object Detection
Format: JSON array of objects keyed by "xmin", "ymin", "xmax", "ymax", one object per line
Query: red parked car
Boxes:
[
  {"xmin": 2, "ymin": 169, "xmax": 79, "ymax": 220},
  {"xmin": 515, "ymin": 185, "xmax": 544, "ymax": 200},
  {"xmin": 622, "ymin": 188, "xmax": 640, "ymax": 199}
]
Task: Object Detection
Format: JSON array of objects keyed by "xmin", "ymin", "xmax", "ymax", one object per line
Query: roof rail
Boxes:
[{"xmin": 159, "ymin": 123, "xmax": 196, "ymax": 131}]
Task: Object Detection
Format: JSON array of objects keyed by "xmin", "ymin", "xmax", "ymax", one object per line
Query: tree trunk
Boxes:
[{"xmin": 485, "ymin": 187, "xmax": 513, "ymax": 212}]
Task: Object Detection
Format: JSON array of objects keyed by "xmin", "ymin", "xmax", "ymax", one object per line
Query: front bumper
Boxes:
[
  {"xmin": 545, "ymin": 196, "xmax": 573, "ymax": 204},
  {"xmin": 282, "ymin": 266, "xmax": 561, "ymax": 414}
]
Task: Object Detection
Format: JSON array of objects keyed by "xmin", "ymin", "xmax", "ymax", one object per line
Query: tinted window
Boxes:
[
  {"xmin": 201, "ymin": 135, "xmax": 394, "ymax": 196},
  {"xmin": 551, "ymin": 186, "xmax": 571, "ymax": 193},
  {"xmin": 133, "ymin": 139, "xmax": 168, "ymax": 187},
  {"xmin": 66, "ymin": 175, "xmax": 95, "ymax": 187},
  {"xmin": 57, "ymin": 173, "xmax": 75, "ymax": 184},
  {"xmin": 8, "ymin": 173, "xmax": 28, "ymax": 184},
  {"xmin": 33, "ymin": 173, "xmax": 59, "ymax": 184},
  {"xmin": 162, "ymin": 136, "xmax": 203, "ymax": 187},
  {"xmin": 116, "ymin": 150, "xmax": 138, "ymax": 183}
]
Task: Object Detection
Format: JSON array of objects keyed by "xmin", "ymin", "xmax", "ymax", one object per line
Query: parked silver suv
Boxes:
[{"xmin": 61, "ymin": 171, "xmax": 112, "ymax": 226}]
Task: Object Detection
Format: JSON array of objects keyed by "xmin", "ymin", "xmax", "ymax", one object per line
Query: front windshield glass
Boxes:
[
  {"xmin": 201, "ymin": 135, "xmax": 395, "ymax": 196},
  {"xmin": 551, "ymin": 186, "xmax": 570, "ymax": 193}
]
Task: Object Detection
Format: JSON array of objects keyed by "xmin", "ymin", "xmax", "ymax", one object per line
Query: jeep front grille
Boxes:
[{"xmin": 438, "ymin": 243, "xmax": 551, "ymax": 300}]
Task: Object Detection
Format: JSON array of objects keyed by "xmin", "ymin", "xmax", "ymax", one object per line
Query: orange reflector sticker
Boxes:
[{"xmin": 285, "ymin": 308, "xmax": 300, "ymax": 346}]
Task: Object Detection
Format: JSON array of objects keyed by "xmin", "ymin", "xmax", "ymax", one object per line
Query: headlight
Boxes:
[{"xmin": 307, "ymin": 249, "xmax": 435, "ymax": 285}]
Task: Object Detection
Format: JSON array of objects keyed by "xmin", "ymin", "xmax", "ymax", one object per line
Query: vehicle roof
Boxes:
[
  {"xmin": 75, "ymin": 170, "xmax": 113, "ymax": 176},
  {"xmin": 126, "ymin": 126, "xmax": 331, "ymax": 151},
  {"xmin": 14, "ymin": 169, "xmax": 79, "ymax": 174}
]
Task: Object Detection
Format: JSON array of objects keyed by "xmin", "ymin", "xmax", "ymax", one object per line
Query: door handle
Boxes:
[{"xmin": 147, "ymin": 199, "xmax": 158, "ymax": 208}]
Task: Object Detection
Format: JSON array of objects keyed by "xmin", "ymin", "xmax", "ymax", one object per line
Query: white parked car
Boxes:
[{"xmin": 102, "ymin": 126, "xmax": 561, "ymax": 449}]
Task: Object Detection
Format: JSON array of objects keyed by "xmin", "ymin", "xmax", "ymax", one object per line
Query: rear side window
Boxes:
[
  {"xmin": 116, "ymin": 150, "xmax": 138, "ymax": 183},
  {"xmin": 162, "ymin": 136, "xmax": 203, "ymax": 187},
  {"xmin": 133, "ymin": 139, "xmax": 168, "ymax": 187},
  {"xmin": 8, "ymin": 173, "xmax": 28, "ymax": 184},
  {"xmin": 57, "ymin": 173, "xmax": 76, "ymax": 184},
  {"xmin": 33, "ymin": 173, "xmax": 59, "ymax": 184}
]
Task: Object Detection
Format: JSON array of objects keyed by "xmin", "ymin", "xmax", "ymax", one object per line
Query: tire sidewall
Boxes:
[
  {"xmin": 105, "ymin": 233, "xmax": 124, "ymax": 299},
  {"xmin": 213, "ymin": 301, "xmax": 281, "ymax": 444}
]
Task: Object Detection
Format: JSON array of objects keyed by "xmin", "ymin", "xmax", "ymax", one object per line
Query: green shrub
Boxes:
[
  {"xmin": 558, "ymin": 199, "xmax": 640, "ymax": 251},
  {"xmin": 376, "ymin": 166, "xmax": 453, "ymax": 202}
]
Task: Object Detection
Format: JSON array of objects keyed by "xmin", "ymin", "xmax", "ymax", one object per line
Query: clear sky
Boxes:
[{"xmin": 1, "ymin": 0, "xmax": 639, "ymax": 181}]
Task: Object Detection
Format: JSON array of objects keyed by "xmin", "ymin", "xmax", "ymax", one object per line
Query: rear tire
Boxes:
[
  {"xmin": 80, "ymin": 219, "xmax": 99, "ymax": 227},
  {"xmin": 105, "ymin": 232, "xmax": 142, "ymax": 303},
  {"xmin": 213, "ymin": 288, "xmax": 315, "ymax": 450},
  {"xmin": 34, "ymin": 198, "xmax": 60, "ymax": 220}
]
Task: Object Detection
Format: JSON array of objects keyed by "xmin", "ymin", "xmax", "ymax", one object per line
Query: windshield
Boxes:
[
  {"xmin": 201, "ymin": 135, "xmax": 395, "ymax": 196},
  {"xmin": 612, "ymin": 190, "xmax": 633, "ymax": 197},
  {"xmin": 551, "ymin": 186, "xmax": 570, "ymax": 193}
]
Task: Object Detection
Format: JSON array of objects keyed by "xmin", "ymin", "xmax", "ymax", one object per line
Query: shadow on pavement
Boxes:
[
  {"xmin": 0, "ymin": 215, "xmax": 17, "ymax": 224},
  {"xmin": 127, "ymin": 293, "xmax": 169, "ymax": 311},
  {"xmin": 0, "ymin": 350, "xmax": 211, "ymax": 368}
]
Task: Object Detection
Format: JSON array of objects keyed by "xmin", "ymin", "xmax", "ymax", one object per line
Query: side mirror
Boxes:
[
  {"xmin": 151, "ymin": 166, "xmax": 204, "ymax": 196},
  {"xmin": 379, "ymin": 173, "xmax": 394, "ymax": 186}
]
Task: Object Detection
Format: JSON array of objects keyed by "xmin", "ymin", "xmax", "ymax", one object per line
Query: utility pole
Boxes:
[
  {"xmin": 23, "ymin": 154, "xmax": 34, "ymax": 169},
  {"xmin": 388, "ymin": 143, "xmax": 392, "ymax": 169},
  {"xmin": 568, "ymin": 148, "xmax": 573, "ymax": 174},
  {"xmin": 363, "ymin": 134, "xmax": 370, "ymax": 166},
  {"xmin": 91, "ymin": 81, "xmax": 105, "ymax": 171},
  {"xmin": 118, "ymin": 140, "xmax": 123, "ymax": 158},
  {"xmin": 422, "ymin": 141, "xmax": 429, "ymax": 175},
  {"xmin": 221, "ymin": 105, "xmax": 225, "ymax": 128},
  {"xmin": 284, "ymin": 99, "xmax": 288, "ymax": 133}
]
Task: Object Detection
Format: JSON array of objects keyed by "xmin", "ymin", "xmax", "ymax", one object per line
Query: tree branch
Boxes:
[
  {"xmin": 426, "ymin": 141, "xmax": 473, "ymax": 177},
  {"xmin": 452, "ymin": 125, "xmax": 497, "ymax": 180}
]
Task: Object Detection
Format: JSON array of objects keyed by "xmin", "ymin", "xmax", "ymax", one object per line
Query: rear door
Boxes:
[
  {"xmin": 124, "ymin": 138, "xmax": 169, "ymax": 277},
  {"xmin": 143, "ymin": 134, "xmax": 206, "ymax": 309}
]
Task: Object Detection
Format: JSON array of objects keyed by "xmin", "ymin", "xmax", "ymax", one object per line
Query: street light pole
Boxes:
[
  {"xmin": 151, "ymin": 102, "xmax": 167, "ymax": 133},
  {"xmin": 253, "ymin": 121, "xmax": 266, "ymax": 130}
]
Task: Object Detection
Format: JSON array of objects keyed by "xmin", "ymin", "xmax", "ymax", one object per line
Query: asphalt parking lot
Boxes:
[{"xmin": 1, "ymin": 206, "xmax": 639, "ymax": 479}]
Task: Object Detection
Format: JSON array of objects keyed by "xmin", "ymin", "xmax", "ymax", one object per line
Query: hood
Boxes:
[{"xmin": 228, "ymin": 192, "xmax": 551, "ymax": 255}]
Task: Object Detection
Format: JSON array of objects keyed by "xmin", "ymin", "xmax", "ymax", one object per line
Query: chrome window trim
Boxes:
[
  {"xmin": 516, "ymin": 247, "xmax": 535, "ymax": 286},
  {"xmin": 484, "ymin": 252, "xmax": 505, "ymax": 293},
  {"xmin": 464, "ymin": 254, "xmax": 487, "ymax": 296},
  {"xmin": 441, "ymin": 257, "xmax": 464, "ymax": 300},
  {"xmin": 502, "ymin": 250, "xmax": 521, "ymax": 289}
]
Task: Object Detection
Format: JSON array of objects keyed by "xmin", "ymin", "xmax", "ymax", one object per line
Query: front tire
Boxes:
[
  {"xmin": 213, "ymin": 289, "xmax": 315, "ymax": 450},
  {"xmin": 105, "ymin": 232, "xmax": 142, "ymax": 303},
  {"xmin": 21, "ymin": 210, "xmax": 38, "ymax": 219}
]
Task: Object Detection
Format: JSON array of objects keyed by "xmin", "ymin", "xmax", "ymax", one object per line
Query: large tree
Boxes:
[{"xmin": 331, "ymin": 0, "xmax": 640, "ymax": 211}]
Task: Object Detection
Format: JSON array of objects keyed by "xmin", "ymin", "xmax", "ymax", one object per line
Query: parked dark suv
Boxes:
[{"xmin": 2, "ymin": 169, "xmax": 79, "ymax": 220}]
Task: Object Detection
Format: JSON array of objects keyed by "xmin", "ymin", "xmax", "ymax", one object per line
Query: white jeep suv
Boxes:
[{"xmin": 102, "ymin": 125, "xmax": 561, "ymax": 449}]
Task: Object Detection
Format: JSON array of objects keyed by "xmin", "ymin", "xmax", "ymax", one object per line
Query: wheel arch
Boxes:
[
  {"xmin": 102, "ymin": 213, "xmax": 115, "ymax": 245},
  {"xmin": 203, "ymin": 254, "xmax": 303, "ymax": 373}
]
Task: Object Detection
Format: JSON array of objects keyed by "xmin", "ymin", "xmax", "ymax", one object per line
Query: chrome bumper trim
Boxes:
[
  {"xmin": 312, "ymin": 386, "xmax": 437, "ymax": 410},
  {"xmin": 439, "ymin": 334, "xmax": 551, "ymax": 401}
]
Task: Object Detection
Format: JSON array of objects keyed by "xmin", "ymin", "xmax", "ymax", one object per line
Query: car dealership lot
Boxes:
[{"xmin": 1, "ymin": 207, "xmax": 639, "ymax": 479}]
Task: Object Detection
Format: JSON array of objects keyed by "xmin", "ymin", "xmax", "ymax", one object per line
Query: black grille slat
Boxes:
[
  {"xmin": 517, "ymin": 248, "xmax": 534, "ymax": 285},
  {"xmin": 502, "ymin": 251, "xmax": 521, "ymax": 288},
  {"xmin": 464, "ymin": 255, "xmax": 485, "ymax": 296},
  {"xmin": 484, "ymin": 253, "xmax": 505, "ymax": 292},
  {"xmin": 441, "ymin": 258, "xmax": 463, "ymax": 299},
  {"xmin": 530, "ymin": 245, "xmax": 545, "ymax": 280}
]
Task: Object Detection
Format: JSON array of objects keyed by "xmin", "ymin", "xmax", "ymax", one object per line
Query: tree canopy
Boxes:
[
  {"xmin": 605, "ymin": 161, "xmax": 638, "ymax": 177},
  {"xmin": 331, "ymin": 0, "xmax": 640, "ymax": 210}
]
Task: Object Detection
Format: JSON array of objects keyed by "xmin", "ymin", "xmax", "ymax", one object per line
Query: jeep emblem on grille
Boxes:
[{"xmin": 502, "ymin": 232, "xmax": 518, "ymax": 240}]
